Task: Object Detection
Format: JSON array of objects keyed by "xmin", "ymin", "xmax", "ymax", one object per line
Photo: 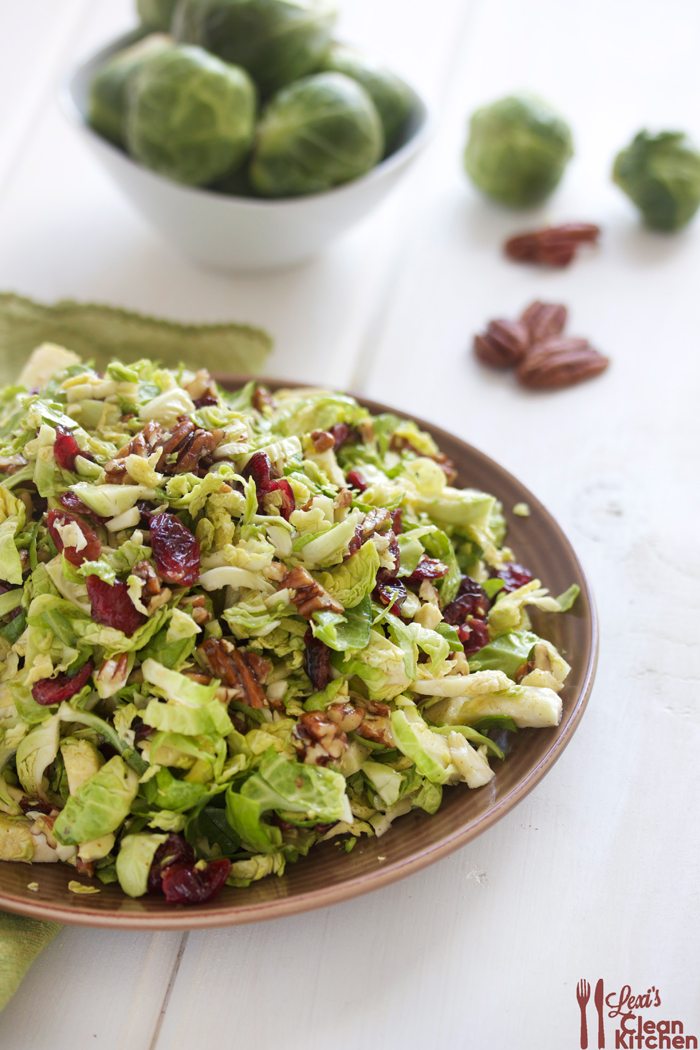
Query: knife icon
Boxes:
[{"xmin": 594, "ymin": 979, "xmax": 605, "ymax": 1048}]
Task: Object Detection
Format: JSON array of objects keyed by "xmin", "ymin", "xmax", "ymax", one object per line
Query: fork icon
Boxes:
[{"xmin": 577, "ymin": 979, "xmax": 591, "ymax": 1049}]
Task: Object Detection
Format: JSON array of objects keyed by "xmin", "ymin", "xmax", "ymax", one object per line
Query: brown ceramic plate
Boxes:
[{"xmin": 0, "ymin": 380, "xmax": 597, "ymax": 929}]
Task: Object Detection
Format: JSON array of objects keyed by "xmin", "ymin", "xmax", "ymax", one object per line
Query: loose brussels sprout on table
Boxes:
[
  {"xmin": 125, "ymin": 44, "xmax": 256, "ymax": 186},
  {"xmin": 172, "ymin": 0, "xmax": 337, "ymax": 97},
  {"xmin": 250, "ymin": 72, "xmax": 384, "ymax": 197},
  {"xmin": 137, "ymin": 0, "xmax": 178, "ymax": 30},
  {"xmin": 464, "ymin": 93, "xmax": 573, "ymax": 208},
  {"xmin": 612, "ymin": 130, "xmax": 700, "ymax": 232},
  {"xmin": 320, "ymin": 42, "xmax": 415, "ymax": 157},
  {"xmin": 88, "ymin": 33, "xmax": 172, "ymax": 147}
]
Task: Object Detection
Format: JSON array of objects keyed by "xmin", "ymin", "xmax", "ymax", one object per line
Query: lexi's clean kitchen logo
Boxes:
[{"xmin": 575, "ymin": 979, "xmax": 698, "ymax": 1049}]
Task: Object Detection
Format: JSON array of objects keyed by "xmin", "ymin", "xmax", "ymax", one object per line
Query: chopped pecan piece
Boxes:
[
  {"xmin": 355, "ymin": 702, "xmax": 395, "ymax": 748},
  {"xmin": 200, "ymin": 638, "xmax": 267, "ymax": 708},
  {"xmin": 251, "ymin": 385, "xmax": 275, "ymax": 413},
  {"xmin": 105, "ymin": 421, "xmax": 165, "ymax": 483},
  {"xmin": 131, "ymin": 559, "xmax": 172, "ymax": 613},
  {"xmin": 309, "ymin": 429, "xmax": 335, "ymax": 453},
  {"xmin": 293, "ymin": 710, "xmax": 349, "ymax": 766},
  {"xmin": 282, "ymin": 566, "xmax": 343, "ymax": 618},
  {"xmin": 326, "ymin": 701, "xmax": 365, "ymax": 734},
  {"xmin": 132, "ymin": 559, "xmax": 161, "ymax": 597},
  {"xmin": 114, "ymin": 420, "xmax": 164, "ymax": 460}
]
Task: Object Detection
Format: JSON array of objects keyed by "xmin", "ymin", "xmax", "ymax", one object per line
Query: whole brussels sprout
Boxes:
[
  {"xmin": 464, "ymin": 94, "xmax": 573, "ymax": 208},
  {"xmin": 88, "ymin": 34, "xmax": 172, "ymax": 147},
  {"xmin": 320, "ymin": 42, "xmax": 415, "ymax": 157},
  {"xmin": 137, "ymin": 0, "xmax": 178, "ymax": 30},
  {"xmin": 612, "ymin": 130, "xmax": 700, "ymax": 232},
  {"xmin": 249, "ymin": 72, "xmax": 384, "ymax": 197},
  {"xmin": 125, "ymin": 44, "xmax": 256, "ymax": 186},
  {"xmin": 172, "ymin": 0, "xmax": 337, "ymax": 96}
]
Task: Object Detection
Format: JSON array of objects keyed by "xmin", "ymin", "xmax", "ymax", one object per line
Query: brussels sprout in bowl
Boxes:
[{"xmin": 62, "ymin": 30, "xmax": 430, "ymax": 272}]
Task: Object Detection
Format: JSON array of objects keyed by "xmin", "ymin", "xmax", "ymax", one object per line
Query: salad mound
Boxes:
[{"xmin": 0, "ymin": 349, "xmax": 577, "ymax": 903}]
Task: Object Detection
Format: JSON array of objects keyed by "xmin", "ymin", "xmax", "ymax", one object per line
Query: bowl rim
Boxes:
[
  {"xmin": 60, "ymin": 28, "xmax": 434, "ymax": 210},
  {"xmin": 0, "ymin": 378, "xmax": 599, "ymax": 929}
]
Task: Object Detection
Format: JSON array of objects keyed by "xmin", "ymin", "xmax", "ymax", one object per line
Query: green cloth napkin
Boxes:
[
  {"xmin": 0, "ymin": 291, "xmax": 272, "ymax": 1011},
  {"xmin": 0, "ymin": 292, "xmax": 272, "ymax": 384},
  {"xmin": 0, "ymin": 913, "xmax": 61, "ymax": 1012}
]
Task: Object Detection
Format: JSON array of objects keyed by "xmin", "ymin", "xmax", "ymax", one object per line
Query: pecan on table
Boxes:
[
  {"xmin": 473, "ymin": 318, "xmax": 530, "ymax": 368},
  {"xmin": 282, "ymin": 566, "xmax": 343, "ymax": 618},
  {"xmin": 519, "ymin": 300, "xmax": 568, "ymax": 343},
  {"xmin": 517, "ymin": 337, "xmax": 610, "ymax": 389},
  {"xmin": 504, "ymin": 223, "xmax": 600, "ymax": 267},
  {"xmin": 200, "ymin": 638, "xmax": 268, "ymax": 708}
]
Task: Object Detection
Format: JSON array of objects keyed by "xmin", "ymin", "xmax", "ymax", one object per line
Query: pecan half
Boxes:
[
  {"xmin": 517, "ymin": 338, "xmax": 610, "ymax": 389},
  {"xmin": 200, "ymin": 638, "xmax": 267, "ymax": 708},
  {"xmin": 156, "ymin": 418, "xmax": 222, "ymax": 476},
  {"xmin": 519, "ymin": 301, "xmax": 568, "ymax": 343},
  {"xmin": 293, "ymin": 710, "xmax": 349, "ymax": 766},
  {"xmin": 474, "ymin": 319, "xmax": 530, "ymax": 368},
  {"xmin": 282, "ymin": 566, "xmax": 343, "ymax": 618},
  {"xmin": 505, "ymin": 223, "xmax": 600, "ymax": 267}
]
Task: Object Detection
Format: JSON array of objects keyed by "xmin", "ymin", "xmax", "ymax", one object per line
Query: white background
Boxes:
[{"xmin": 1, "ymin": 1, "xmax": 699, "ymax": 1047}]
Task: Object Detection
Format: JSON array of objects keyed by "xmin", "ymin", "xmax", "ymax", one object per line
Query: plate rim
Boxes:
[{"xmin": 0, "ymin": 378, "xmax": 598, "ymax": 928}]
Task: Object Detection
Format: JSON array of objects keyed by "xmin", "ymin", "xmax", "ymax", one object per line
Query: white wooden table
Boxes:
[{"xmin": 1, "ymin": 1, "xmax": 699, "ymax": 1047}]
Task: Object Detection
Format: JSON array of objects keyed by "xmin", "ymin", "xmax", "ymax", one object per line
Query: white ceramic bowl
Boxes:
[{"xmin": 62, "ymin": 30, "xmax": 431, "ymax": 272}]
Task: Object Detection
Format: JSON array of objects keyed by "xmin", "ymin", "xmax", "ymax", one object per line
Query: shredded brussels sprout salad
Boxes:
[{"xmin": 0, "ymin": 347, "xmax": 578, "ymax": 903}]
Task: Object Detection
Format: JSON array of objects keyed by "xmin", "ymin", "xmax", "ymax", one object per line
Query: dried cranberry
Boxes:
[
  {"xmin": 243, "ymin": 452, "xmax": 296, "ymax": 520},
  {"xmin": 346, "ymin": 469, "xmax": 367, "ymax": 492},
  {"xmin": 133, "ymin": 721, "xmax": 154, "ymax": 744},
  {"xmin": 86, "ymin": 576, "xmax": 145, "ymax": 636},
  {"xmin": 243, "ymin": 451, "xmax": 273, "ymax": 489},
  {"xmin": 443, "ymin": 578, "xmax": 490, "ymax": 623},
  {"xmin": 160, "ymin": 858, "xmax": 231, "ymax": 905},
  {"xmin": 329, "ymin": 423, "xmax": 353, "ymax": 450},
  {"xmin": 374, "ymin": 578, "xmax": 408, "ymax": 615},
  {"xmin": 47, "ymin": 510, "xmax": 101, "ymax": 566},
  {"xmin": 495, "ymin": 563, "xmax": 535, "ymax": 592},
  {"xmin": 148, "ymin": 833, "xmax": 195, "ymax": 894},
  {"xmin": 19, "ymin": 797, "xmax": 53, "ymax": 815},
  {"xmin": 390, "ymin": 509, "xmax": 403, "ymax": 534},
  {"xmin": 53, "ymin": 427, "xmax": 81, "ymax": 471},
  {"xmin": 457, "ymin": 619, "xmax": 490, "ymax": 655},
  {"xmin": 193, "ymin": 394, "xmax": 218, "ymax": 408},
  {"xmin": 304, "ymin": 631, "xmax": 332, "ymax": 691},
  {"xmin": 149, "ymin": 513, "xmax": 200, "ymax": 587},
  {"xmin": 408, "ymin": 557, "xmax": 449, "ymax": 584},
  {"xmin": 32, "ymin": 659, "xmax": 94, "ymax": 706},
  {"xmin": 263, "ymin": 478, "xmax": 295, "ymax": 520},
  {"xmin": 58, "ymin": 490, "xmax": 105, "ymax": 524}
]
